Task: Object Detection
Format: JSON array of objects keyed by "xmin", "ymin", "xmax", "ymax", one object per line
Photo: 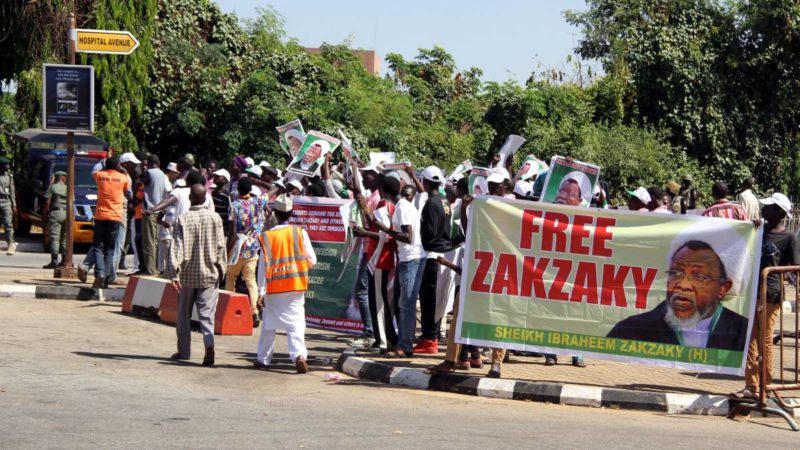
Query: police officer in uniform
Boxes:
[
  {"xmin": 0, "ymin": 156, "xmax": 15, "ymax": 255},
  {"xmin": 43, "ymin": 171, "xmax": 68, "ymax": 269}
]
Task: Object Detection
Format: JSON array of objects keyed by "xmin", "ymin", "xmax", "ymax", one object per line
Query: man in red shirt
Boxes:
[
  {"xmin": 92, "ymin": 156, "xmax": 131, "ymax": 288},
  {"xmin": 702, "ymin": 182, "xmax": 747, "ymax": 221}
]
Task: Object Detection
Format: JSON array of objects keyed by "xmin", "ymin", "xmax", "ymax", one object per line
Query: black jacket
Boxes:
[
  {"xmin": 606, "ymin": 300, "xmax": 749, "ymax": 351},
  {"xmin": 420, "ymin": 192, "xmax": 452, "ymax": 253}
]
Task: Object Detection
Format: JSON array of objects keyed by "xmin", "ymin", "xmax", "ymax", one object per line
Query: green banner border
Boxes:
[{"xmin": 461, "ymin": 322, "xmax": 743, "ymax": 368}]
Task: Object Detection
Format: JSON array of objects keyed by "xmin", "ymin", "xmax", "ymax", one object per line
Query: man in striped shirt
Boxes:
[{"xmin": 702, "ymin": 182, "xmax": 747, "ymax": 221}]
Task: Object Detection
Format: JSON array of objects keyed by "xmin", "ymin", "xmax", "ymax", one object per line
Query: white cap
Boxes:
[
  {"xmin": 165, "ymin": 162, "xmax": 178, "ymax": 173},
  {"xmin": 246, "ymin": 165, "xmax": 262, "ymax": 177},
  {"xmin": 627, "ymin": 186, "xmax": 652, "ymax": 205},
  {"xmin": 285, "ymin": 129, "xmax": 305, "ymax": 143},
  {"xmin": 244, "ymin": 157, "xmax": 255, "ymax": 167},
  {"xmin": 493, "ymin": 167, "xmax": 511, "ymax": 181},
  {"xmin": 487, "ymin": 172, "xmax": 505, "ymax": 184},
  {"xmin": 513, "ymin": 180, "xmax": 533, "ymax": 197},
  {"xmin": 287, "ymin": 179, "xmax": 303, "ymax": 192},
  {"xmin": 667, "ymin": 220, "xmax": 752, "ymax": 296},
  {"xmin": 212, "ymin": 168, "xmax": 231, "ymax": 182},
  {"xmin": 561, "ymin": 171, "xmax": 593, "ymax": 204},
  {"xmin": 422, "ymin": 166, "xmax": 445, "ymax": 183},
  {"xmin": 274, "ymin": 194, "xmax": 293, "ymax": 212},
  {"xmin": 759, "ymin": 192, "xmax": 792, "ymax": 216},
  {"xmin": 119, "ymin": 152, "xmax": 141, "ymax": 164},
  {"xmin": 473, "ymin": 178, "xmax": 489, "ymax": 195},
  {"xmin": 259, "ymin": 160, "xmax": 271, "ymax": 168}
]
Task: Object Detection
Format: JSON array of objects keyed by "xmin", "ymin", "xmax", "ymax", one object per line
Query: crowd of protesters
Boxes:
[{"xmin": 32, "ymin": 144, "xmax": 794, "ymax": 397}]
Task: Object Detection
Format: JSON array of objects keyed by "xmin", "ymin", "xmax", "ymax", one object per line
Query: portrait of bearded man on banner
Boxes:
[
  {"xmin": 554, "ymin": 171, "xmax": 592, "ymax": 207},
  {"xmin": 607, "ymin": 222, "xmax": 751, "ymax": 351},
  {"xmin": 287, "ymin": 138, "xmax": 331, "ymax": 177}
]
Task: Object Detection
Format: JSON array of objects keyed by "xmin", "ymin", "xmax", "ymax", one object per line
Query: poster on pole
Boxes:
[
  {"xmin": 447, "ymin": 160, "xmax": 473, "ymax": 181},
  {"xmin": 276, "ymin": 119, "xmax": 306, "ymax": 157},
  {"xmin": 286, "ymin": 130, "xmax": 340, "ymax": 178},
  {"xmin": 369, "ymin": 152, "xmax": 395, "ymax": 169},
  {"xmin": 468, "ymin": 167, "xmax": 492, "ymax": 195},
  {"xmin": 515, "ymin": 155, "xmax": 548, "ymax": 181},
  {"xmin": 496, "ymin": 134, "xmax": 526, "ymax": 168},
  {"xmin": 456, "ymin": 197, "xmax": 762, "ymax": 374},
  {"xmin": 42, "ymin": 64, "xmax": 94, "ymax": 132},
  {"xmin": 538, "ymin": 156, "xmax": 600, "ymax": 207}
]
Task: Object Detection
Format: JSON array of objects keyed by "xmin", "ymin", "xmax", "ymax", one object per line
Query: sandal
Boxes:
[
  {"xmin": 384, "ymin": 348, "xmax": 410, "ymax": 359},
  {"xmin": 731, "ymin": 388, "xmax": 757, "ymax": 399},
  {"xmin": 426, "ymin": 362, "xmax": 457, "ymax": 374}
]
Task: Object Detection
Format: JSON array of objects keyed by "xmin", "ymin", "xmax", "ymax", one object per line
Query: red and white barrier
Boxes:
[{"xmin": 122, "ymin": 275, "xmax": 253, "ymax": 336}]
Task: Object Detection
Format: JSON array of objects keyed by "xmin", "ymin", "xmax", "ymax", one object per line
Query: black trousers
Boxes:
[
  {"xmin": 419, "ymin": 258, "xmax": 441, "ymax": 340},
  {"xmin": 134, "ymin": 218, "xmax": 144, "ymax": 272}
]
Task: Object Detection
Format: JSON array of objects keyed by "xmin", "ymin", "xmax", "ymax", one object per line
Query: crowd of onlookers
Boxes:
[{"xmin": 23, "ymin": 146, "xmax": 791, "ymax": 391}]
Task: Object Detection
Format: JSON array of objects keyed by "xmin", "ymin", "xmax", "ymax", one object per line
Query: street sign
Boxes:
[
  {"xmin": 75, "ymin": 29, "xmax": 139, "ymax": 55},
  {"xmin": 41, "ymin": 64, "xmax": 94, "ymax": 132}
]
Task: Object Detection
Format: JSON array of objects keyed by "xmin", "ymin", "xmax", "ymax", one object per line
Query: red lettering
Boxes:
[
  {"xmin": 470, "ymin": 251, "xmax": 494, "ymax": 293},
  {"xmin": 520, "ymin": 209, "xmax": 543, "ymax": 250},
  {"xmin": 631, "ymin": 267, "xmax": 658, "ymax": 309},
  {"xmin": 547, "ymin": 259, "xmax": 572, "ymax": 301},
  {"xmin": 570, "ymin": 261, "xmax": 599, "ymax": 304},
  {"xmin": 491, "ymin": 253, "xmax": 519, "ymax": 296},
  {"xmin": 570, "ymin": 214, "xmax": 593, "ymax": 255},
  {"xmin": 600, "ymin": 264, "xmax": 629, "ymax": 307},
  {"xmin": 520, "ymin": 256, "xmax": 549, "ymax": 298},
  {"xmin": 541, "ymin": 212, "xmax": 569, "ymax": 253},
  {"xmin": 593, "ymin": 217, "xmax": 616, "ymax": 257}
]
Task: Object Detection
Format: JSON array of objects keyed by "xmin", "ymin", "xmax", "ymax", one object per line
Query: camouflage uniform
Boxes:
[
  {"xmin": 45, "ymin": 174, "xmax": 68, "ymax": 264},
  {"xmin": 0, "ymin": 157, "xmax": 15, "ymax": 254}
]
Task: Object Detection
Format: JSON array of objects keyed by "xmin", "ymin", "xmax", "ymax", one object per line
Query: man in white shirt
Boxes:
[
  {"xmin": 373, "ymin": 184, "xmax": 425, "ymax": 357},
  {"xmin": 737, "ymin": 177, "xmax": 760, "ymax": 220}
]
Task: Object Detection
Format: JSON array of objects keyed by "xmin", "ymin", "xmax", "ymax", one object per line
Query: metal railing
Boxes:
[{"xmin": 730, "ymin": 266, "xmax": 800, "ymax": 430}]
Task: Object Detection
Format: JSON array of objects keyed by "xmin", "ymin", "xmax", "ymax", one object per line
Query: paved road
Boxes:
[{"xmin": 0, "ymin": 297, "xmax": 797, "ymax": 449}]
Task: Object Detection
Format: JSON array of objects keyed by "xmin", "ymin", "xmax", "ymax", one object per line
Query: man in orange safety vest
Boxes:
[{"xmin": 254, "ymin": 194, "xmax": 317, "ymax": 373}]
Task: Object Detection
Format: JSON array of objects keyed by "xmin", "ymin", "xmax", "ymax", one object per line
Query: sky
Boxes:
[{"xmin": 215, "ymin": 0, "xmax": 594, "ymax": 84}]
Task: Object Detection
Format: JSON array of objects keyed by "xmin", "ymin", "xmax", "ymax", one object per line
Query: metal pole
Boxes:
[{"xmin": 59, "ymin": 13, "xmax": 78, "ymax": 277}]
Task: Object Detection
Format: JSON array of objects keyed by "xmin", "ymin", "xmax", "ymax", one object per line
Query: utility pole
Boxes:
[{"xmin": 58, "ymin": 12, "xmax": 78, "ymax": 278}]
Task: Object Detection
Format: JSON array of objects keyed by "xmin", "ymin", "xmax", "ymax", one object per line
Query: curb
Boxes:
[
  {"xmin": 336, "ymin": 350, "xmax": 735, "ymax": 415},
  {"xmin": 0, "ymin": 284, "xmax": 124, "ymax": 302}
]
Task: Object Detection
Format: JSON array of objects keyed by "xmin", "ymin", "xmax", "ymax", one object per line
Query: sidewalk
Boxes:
[
  {"xmin": 337, "ymin": 315, "xmax": 800, "ymax": 415},
  {"xmin": 0, "ymin": 269, "xmax": 126, "ymax": 301}
]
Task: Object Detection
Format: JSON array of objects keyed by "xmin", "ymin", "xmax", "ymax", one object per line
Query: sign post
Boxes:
[
  {"xmin": 75, "ymin": 29, "xmax": 139, "ymax": 55},
  {"xmin": 42, "ymin": 16, "xmax": 138, "ymax": 279}
]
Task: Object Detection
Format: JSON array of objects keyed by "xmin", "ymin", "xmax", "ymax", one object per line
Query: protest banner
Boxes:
[
  {"xmin": 286, "ymin": 196, "xmax": 362, "ymax": 333},
  {"xmin": 515, "ymin": 155, "xmax": 548, "ymax": 181},
  {"xmin": 337, "ymin": 130, "xmax": 366, "ymax": 196},
  {"xmin": 468, "ymin": 167, "xmax": 492, "ymax": 195},
  {"xmin": 539, "ymin": 156, "xmax": 600, "ymax": 206},
  {"xmin": 384, "ymin": 162, "xmax": 411, "ymax": 171},
  {"xmin": 496, "ymin": 134, "xmax": 526, "ymax": 168},
  {"xmin": 287, "ymin": 130, "xmax": 340, "ymax": 178},
  {"xmin": 276, "ymin": 119, "xmax": 306, "ymax": 157},
  {"xmin": 369, "ymin": 152, "xmax": 395, "ymax": 169},
  {"xmin": 456, "ymin": 197, "xmax": 762, "ymax": 374},
  {"xmin": 447, "ymin": 160, "xmax": 473, "ymax": 181}
]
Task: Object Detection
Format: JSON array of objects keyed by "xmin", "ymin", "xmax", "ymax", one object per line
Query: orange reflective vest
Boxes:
[{"xmin": 258, "ymin": 225, "xmax": 309, "ymax": 294}]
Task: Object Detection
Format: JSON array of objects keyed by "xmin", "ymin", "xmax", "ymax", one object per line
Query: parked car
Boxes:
[{"xmin": 12, "ymin": 129, "xmax": 108, "ymax": 247}]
